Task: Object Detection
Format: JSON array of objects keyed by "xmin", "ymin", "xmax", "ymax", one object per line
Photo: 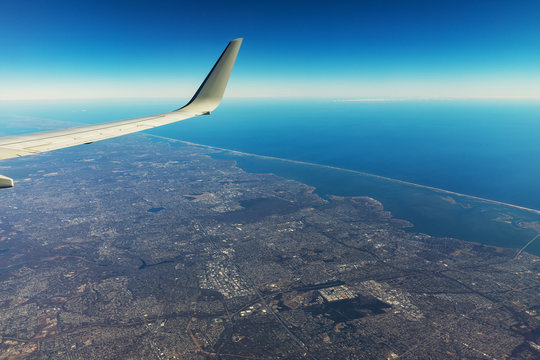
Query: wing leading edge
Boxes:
[{"xmin": 0, "ymin": 38, "xmax": 243, "ymax": 188}]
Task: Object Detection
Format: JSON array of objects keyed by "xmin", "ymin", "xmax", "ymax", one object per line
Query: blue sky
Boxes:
[{"xmin": 1, "ymin": 0, "xmax": 539, "ymax": 99}]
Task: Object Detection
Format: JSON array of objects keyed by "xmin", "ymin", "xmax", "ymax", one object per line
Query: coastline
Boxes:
[
  {"xmin": 150, "ymin": 135, "xmax": 540, "ymax": 216},
  {"xmin": 147, "ymin": 134, "xmax": 540, "ymax": 256}
]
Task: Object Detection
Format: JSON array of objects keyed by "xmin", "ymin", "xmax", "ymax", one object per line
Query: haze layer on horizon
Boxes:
[{"xmin": 1, "ymin": 0, "xmax": 539, "ymax": 100}]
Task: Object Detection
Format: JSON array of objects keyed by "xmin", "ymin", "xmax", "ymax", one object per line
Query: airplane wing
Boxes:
[{"xmin": 0, "ymin": 38, "xmax": 243, "ymax": 188}]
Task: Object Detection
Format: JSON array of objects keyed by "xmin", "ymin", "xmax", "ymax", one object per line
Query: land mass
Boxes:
[{"xmin": 0, "ymin": 134, "xmax": 538, "ymax": 359}]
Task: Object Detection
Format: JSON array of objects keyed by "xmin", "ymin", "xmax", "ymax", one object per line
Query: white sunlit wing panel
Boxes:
[{"xmin": 0, "ymin": 38, "xmax": 243, "ymax": 186}]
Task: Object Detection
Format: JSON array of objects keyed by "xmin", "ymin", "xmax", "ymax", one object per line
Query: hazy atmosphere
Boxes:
[
  {"xmin": 1, "ymin": 1, "xmax": 540, "ymax": 359},
  {"xmin": 1, "ymin": 0, "xmax": 539, "ymax": 99}
]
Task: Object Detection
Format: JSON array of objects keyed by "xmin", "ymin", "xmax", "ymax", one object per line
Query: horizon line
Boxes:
[{"xmin": 2, "ymin": 95, "xmax": 540, "ymax": 102}]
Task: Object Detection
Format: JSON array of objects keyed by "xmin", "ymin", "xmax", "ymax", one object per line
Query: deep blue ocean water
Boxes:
[
  {"xmin": 151, "ymin": 99, "xmax": 540, "ymax": 210},
  {"xmin": 2, "ymin": 98, "xmax": 540, "ymax": 254}
]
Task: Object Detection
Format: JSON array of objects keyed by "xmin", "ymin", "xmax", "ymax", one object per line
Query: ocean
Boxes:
[{"xmin": 2, "ymin": 98, "xmax": 540, "ymax": 254}]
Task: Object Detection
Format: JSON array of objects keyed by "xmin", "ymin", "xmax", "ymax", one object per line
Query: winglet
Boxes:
[{"xmin": 178, "ymin": 38, "xmax": 243, "ymax": 114}]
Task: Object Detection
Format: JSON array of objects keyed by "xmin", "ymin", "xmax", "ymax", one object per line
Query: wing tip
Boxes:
[{"xmin": 178, "ymin": 38, "xmax": 243, "ymax": 114}]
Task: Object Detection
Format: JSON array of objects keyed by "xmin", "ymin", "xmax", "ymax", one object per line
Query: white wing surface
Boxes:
[{"xmin": 0, "ymin": 38, "xmax": 243, "ymax": 188}]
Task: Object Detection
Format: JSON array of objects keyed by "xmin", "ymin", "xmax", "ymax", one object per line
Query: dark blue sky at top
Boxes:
[{"xmin": 1, "ymin": 0, "xmax": 539, "ymax": 99}]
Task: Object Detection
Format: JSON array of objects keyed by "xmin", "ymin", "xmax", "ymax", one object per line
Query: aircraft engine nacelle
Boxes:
[{"xmin": 0, "ymin": 175, "xmax": 14, "ymax": 188}]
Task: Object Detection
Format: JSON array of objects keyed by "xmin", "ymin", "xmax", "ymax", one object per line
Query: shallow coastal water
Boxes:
[{"xmin": 210, "ymin": 149, "xmax": 540, "ymax": 256}]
